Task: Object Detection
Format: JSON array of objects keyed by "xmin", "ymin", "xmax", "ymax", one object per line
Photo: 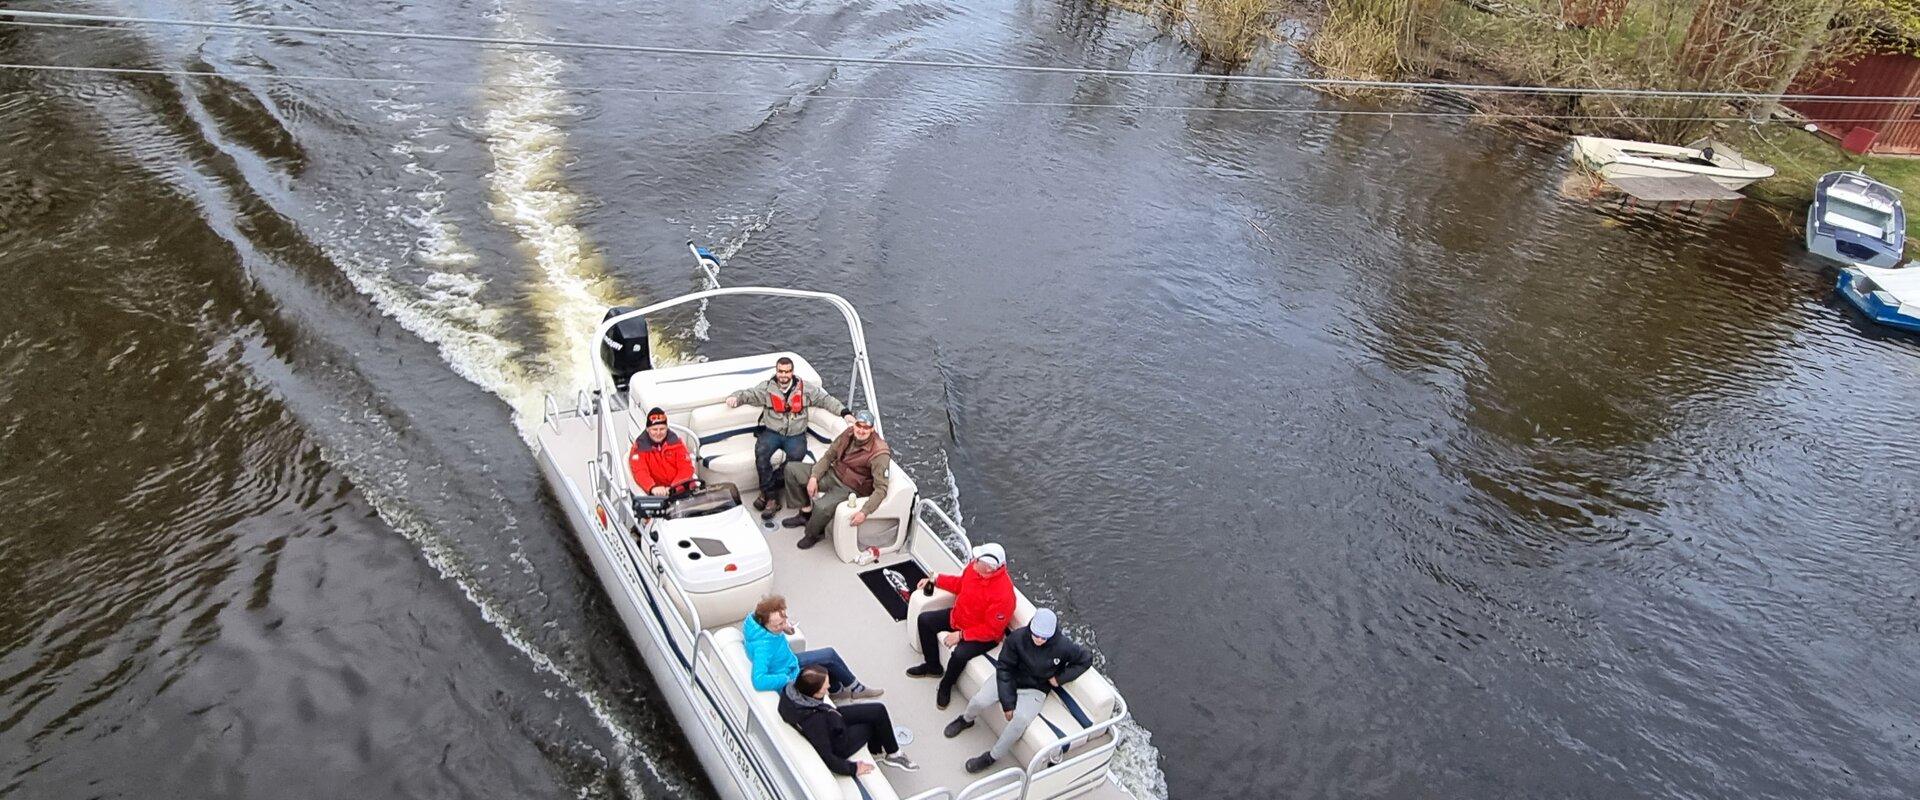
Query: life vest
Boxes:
[{"xmin": 769, "ymin": 379, "xmax": 806, "ymax": 415}]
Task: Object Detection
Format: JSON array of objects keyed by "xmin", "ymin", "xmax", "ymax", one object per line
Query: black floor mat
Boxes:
[{"xmin": 856, "ymin": 560, "xmax": 930, "ymax": 621}]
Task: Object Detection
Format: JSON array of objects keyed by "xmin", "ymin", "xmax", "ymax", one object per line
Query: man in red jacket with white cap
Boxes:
[
  {"xmin": 628, "ymin": 407, "xmax": 695, "ymax": 496},
  {"xmin": 908, "ymin": 542, "xmax": 1016, "ymax": 709}
]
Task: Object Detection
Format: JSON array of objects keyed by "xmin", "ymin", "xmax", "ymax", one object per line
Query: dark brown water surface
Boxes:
[{"xmin": 4, "ymin": 2, "xmax": 1918, "ymax": 798}]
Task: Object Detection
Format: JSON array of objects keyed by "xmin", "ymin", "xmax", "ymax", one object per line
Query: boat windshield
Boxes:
[
  {"xmin": 665, "ymin": 483, "xmax": 743, "ymax": 520},
  {"xmin": 1828, "ymin": 196, "xmax": 1894, "ymax": 232}
]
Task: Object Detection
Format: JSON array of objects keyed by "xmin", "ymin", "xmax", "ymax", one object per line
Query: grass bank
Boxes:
[
  {"xmin": 1729, "ymin": 126, "xmax": 1920, "ymax": 244},
  {"xmin": 1093, "ymin": 1, "xmax": 1920, "ymax": 245}
]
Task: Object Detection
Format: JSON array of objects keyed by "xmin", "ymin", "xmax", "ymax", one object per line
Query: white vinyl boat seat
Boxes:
[
  {"xmin": 798, "ymin": 409, "xmax": 924, "ymax": 563},
  {"xmin": 830, "ymin": 462, "xmax": 917, "ymax": 564},
  {"xmin": 686, "ymin": 405, "xmax": 859, "ymax": 494},
  {"xmin": 710, "ymin": 627, "xmax": 902, "ymax": 800},
  {"xmin": 687, "ymin": 403, "xmax": 767, "ymax": 489},
  {"xmin": 630, "ymin": 352, "xmax": 820, "ymax": 415},
  {"xmin": 902, "ymin": 588, "xmax": 1121, "ymax": 766}
]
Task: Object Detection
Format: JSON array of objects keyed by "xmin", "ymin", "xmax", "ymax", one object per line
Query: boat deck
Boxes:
[
  {"xmin": 541, "ymin": 409, "xmax": 1129, "ymax": 799},
  {"xmin": 750, "ymin": 490, "xmax": 1130, "ymax": 799}
]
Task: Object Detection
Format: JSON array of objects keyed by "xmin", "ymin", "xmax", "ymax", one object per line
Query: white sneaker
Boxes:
[{"xmin": 877, "ymin": 753, "xmax": 919, "ymax": 772}]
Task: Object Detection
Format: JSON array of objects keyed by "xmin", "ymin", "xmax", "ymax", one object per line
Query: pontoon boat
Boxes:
[{"xmin": 534, "ymin": 245, "xmax": 1148, "ymax": 800}]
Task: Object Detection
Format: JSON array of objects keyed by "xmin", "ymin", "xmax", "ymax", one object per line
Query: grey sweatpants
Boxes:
[
  {"xmin": 962, "ymin": 684, "xmax": 1046, "ymax": 761},
  {"xmin": 781, "ymin": 465, "xmax": 851, "ymax": 541}
]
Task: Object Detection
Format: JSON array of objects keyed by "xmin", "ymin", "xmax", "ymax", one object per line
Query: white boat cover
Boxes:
[{"xmin": 1857, "ymin": 265, "xmax": 1920, "ymax": 312}]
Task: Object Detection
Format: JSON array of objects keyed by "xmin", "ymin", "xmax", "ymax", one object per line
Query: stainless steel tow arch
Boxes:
[{"xmin": 591, "ymin": 286, "xmax": 884, "ymax": 472}]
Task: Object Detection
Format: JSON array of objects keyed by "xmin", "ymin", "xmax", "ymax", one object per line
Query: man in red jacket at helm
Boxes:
[
  {"xmin": 629, "ymin": 407, "xmax": 695, "ymax": 496},
  {"xmin": 908, "ymin": 542, "xmax": 1016, "ymax": 709}
]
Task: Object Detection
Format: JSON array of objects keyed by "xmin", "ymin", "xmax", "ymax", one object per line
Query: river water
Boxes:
[{"xmin": 3, "ymin": 1, "xmax": 1918, "ymax": 798}]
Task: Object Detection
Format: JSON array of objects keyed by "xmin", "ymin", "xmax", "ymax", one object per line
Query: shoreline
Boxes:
[{"xmin": 1128, "ymin": 1, "xmax": 1920, "ymax": 247}]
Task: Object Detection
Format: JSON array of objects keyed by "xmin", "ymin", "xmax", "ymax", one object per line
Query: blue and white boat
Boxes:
[
  {"xmin": 1837, "ymin": 263, "xmax": 1920, "ymax": 333},
  {"xmin": 1807, "ymin": 170, "xmax": 1905, "ymax": 268}
]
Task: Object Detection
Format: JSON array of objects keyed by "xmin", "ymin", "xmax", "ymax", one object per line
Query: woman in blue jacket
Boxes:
[{"xmin": 744, "ymin": 595, "xmax": 883, "ymax": 700}]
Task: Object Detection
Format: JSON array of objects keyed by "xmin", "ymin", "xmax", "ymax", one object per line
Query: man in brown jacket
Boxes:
[{"xmin": 780, "ymin": 410, "xmax": 890, "ymax": 549}]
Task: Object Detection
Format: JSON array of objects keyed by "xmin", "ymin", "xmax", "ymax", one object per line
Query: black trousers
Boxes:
[
  {"xmin": 832, "ymin": 702, "xmax": 900, "ymax": 757},
  {"xmin": 915, "ymin": 607, "xmax": 997, "ymax": 698}
]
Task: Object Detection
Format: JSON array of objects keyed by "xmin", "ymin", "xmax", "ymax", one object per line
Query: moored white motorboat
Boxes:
[
  {"xmin": 534, "ymin": 245, "xmax": 1149, "ymax": 800},
  {"xmin": 1837, "ymin": 263, "xmax": 1920, "ymax": 334},
  {"xmin": 1806, "ymin": 170, "xmax": 1906, "ymax": 268},
  {"xmin": 1571, "ymin": 135, "xmax": 1775, "ymax": 190}
]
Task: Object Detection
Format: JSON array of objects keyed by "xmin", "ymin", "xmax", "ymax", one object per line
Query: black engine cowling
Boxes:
[{"xmin": 599, "ymin": 307, "xmax": 652, "ymax": 391}]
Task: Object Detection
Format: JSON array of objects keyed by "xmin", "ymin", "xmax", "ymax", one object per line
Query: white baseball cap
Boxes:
[{"xmin": 972, "ymin": 542, "xmax": 1006, "ymax": 570}]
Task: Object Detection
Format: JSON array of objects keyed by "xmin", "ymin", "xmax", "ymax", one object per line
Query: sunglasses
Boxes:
[{"xmin": 853, "ymin": 421, "xmax": 874, "ymax": 429}]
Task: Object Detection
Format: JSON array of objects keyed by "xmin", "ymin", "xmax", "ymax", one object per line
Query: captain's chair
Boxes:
[
  {"xmin": 803, "ymin": 408, "xmax": 920, "ymax": 563},
  {"xmin": 621, "ymin": 412, "xmax": 702, "ymax": 496},
  {"xmin": 829, "ymin": 462, "xmax": 918, "ymax": 563}
]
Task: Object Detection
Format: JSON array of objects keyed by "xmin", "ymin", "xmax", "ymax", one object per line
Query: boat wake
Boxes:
[{"xmin": 82, "ymin": 2, "xmax": 1170, "ymax": 793}]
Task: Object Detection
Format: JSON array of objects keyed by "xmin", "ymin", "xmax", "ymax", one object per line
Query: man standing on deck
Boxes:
[
  {"xmin": 908, "ymin": 543, "xmax": 1016, "ymax": 709},
  {"xmin": 944, "ymin": 608, "xmax": 1093, "ymax": 774},
  {"xmin": 779, "ymin": 410, "xmax": 889, "ymax": 550},
  {"xmin": 727, "ymin": 357, "xmax": 855, "ymax": 519}
]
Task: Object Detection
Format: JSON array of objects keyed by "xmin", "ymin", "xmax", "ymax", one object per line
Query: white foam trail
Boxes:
[
  {"xmin": 471, "ymin": 6, "xmax": 692, "ymax": 793},
  {"xmin": 692, "ymin": 209, "xmax": 774, "ymax": 341},
  {"xmin": 477, "ymin": 8, "xmax": 687, "ymax": 390},
  {"xmin": 942, "ymin": 459, "xmax": 966, "ymax": 527},
  {"xmin": 1111, "ymin": 718, "xmax": 1172, "ymax": 799},
  {"xmin": 344, "ymin": 92, "xmax": 535, "ymax": 420},
  {"xmin": 302, "ymin": 436, "xmax": 676, "ymax": 794},
  {"xmin": 74, "ymin": 70, "xmax": 668, "ymax": 796}
]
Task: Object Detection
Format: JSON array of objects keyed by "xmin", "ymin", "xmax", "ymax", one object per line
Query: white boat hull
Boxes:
[
  {"xmin": 536, "ymin": 441, "xmax": 764, "ymax": 800},
  {"xmin": 1572, "ymin": 136, "xmax": 1775, "ymax": 191}
]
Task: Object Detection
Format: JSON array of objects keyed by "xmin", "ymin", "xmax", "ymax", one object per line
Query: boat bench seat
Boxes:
[
  {"xmin": 904, "ymin": 588, "xmax": 1120, "ymax": 767},
  {"xmin": 687, "ymin": 405, "xmax": 852, "ymax": 494},
  {"xmin": 710, "ymin": 627, "xmax": 902, "ymax": 800},
  {"xmin": 630, "ymin": 352, "xmax": 815, "ymax": 415}
]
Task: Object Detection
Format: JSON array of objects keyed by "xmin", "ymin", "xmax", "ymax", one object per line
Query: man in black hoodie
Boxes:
[
  {"xmin": 778, "ymin": 666, "xmax": 919, "ymax": 777},
  {"xmin": 942, "ymin": 608, "xmax": 1093, "ymax": 773}
]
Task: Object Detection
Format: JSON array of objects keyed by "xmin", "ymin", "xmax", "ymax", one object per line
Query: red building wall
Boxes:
[{"xmin": 1787, "ymin": 52, "xmax": 1920, "ymax": 155}]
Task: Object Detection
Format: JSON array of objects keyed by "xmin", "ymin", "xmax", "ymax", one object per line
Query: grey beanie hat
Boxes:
[{"xmin": 1030, "ymin": 608, "xmax": 1058, "ymax": 640}]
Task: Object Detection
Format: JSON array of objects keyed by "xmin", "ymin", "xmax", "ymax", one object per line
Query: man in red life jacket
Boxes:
[
  {"xmin": 907, "ymin": 543, "xmax": 1015, "ymax": 709},
  {"xmin": 628, "ymin": 407, "xmax": 695, "ymax": 496},
  {"xmin": 726, "ymin": 357, "xmax": 855, "ymax": 518}
]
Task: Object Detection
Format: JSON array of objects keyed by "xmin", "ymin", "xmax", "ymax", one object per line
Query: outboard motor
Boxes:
[{"xmin": 599, "ymin": 306, "xmax": 652, "ymax": 391}]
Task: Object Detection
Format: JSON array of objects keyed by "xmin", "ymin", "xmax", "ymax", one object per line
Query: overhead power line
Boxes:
[
  {"xmin": 0, "ymin": 8, "xmax": 1912, "ymax": 105},
  {"xmin": 3, "ymin": 61, "xmax": 1906, "ymax": 126}
]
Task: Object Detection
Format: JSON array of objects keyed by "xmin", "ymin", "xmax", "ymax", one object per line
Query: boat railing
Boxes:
[
  {"xmin": 543, "ymin": 393, "xmax": 560, "ymax": 427},
  {"xmin": 1019, "ymin": 694, "xmax": 1131, "ymax": 800},
  {"xmin": 589, "ymin": 287, "xmax": 883, "ymax": 485},
  {"xmin": 955, "ymin": 768, "xmax": 1025, "ymax": 800},
  {"xmin": 910, "ymin": 498, "xmax": 975, "ymax": 565},
  {"xmin": 899, "ymin": 789, "xmax": 956, "ymax": 800},
  {"xmin": 590, "ymin": 452, "xmax": 639, "ymax": 533},
  {"xmin": 694, "ymin": 629, "xmax": 824, "ymax": 800},
  {"xmin": 654, "ymin": 544, "xmax": 705, "ymax": 638}
]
